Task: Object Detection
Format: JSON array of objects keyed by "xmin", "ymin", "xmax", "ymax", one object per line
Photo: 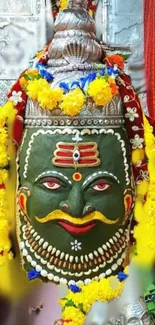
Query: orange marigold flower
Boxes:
[
  {"xmin": 107, "ymin": 55, "xmax": 124, "ymax": 70},
  {"xmin": 109, "ymin": 79, "xmax": 119, "ymax": 96}
]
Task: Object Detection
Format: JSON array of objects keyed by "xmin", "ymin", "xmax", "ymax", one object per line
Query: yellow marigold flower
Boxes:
[
  {"xmin": 60, "ymin": 88, "xmax": 85, "ymax": 116},
  {"xmin": 38, "ymin": 87, "xmax": 63, "ymax": 110},
  {"xmin": 0, "ymin": 108, "xmax": 7, "ymax": 127},
  {"xmin": 60, "ymin": 0, "xmax": 67, "ymax": 10},
  {"xmin": 62, "ymin": 306, "xmax": 85, "ymax": 325},
  {"xmin": 0, "ymin": 150, "xmax": 9, "ymax": 167},
  {"xmin": 0, "ymin": 128, "xmax": 8, "ymax": 146},
  {"xmin": 36, "ymin": 50, "xmax": 45, "ymax": 59},
  {"xmin": 27, "ymin": 79, "xmax": 49, "ymax": 101},
  {"xmin": 0, "ymin": 170, "xmax": 8, "ymax": 184},
  {"xmin": 88, "ymin": 78, "xmax": 113, "ymax": 106}
]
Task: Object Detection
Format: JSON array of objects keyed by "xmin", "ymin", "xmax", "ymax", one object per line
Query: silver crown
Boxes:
[{"xmin": 25, "ymin": 0, "xmax": 125, "ymax": 129}]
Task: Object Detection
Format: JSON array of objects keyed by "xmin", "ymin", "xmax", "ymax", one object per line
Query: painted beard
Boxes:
[{"xmin": 18, "ymin": 209, "xmax": 131, "ymax": 286}]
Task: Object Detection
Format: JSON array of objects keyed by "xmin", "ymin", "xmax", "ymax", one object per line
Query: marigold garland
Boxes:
[
  {"xmin": 60, "ymin": 88, "xmax": 85, "ymax": 116},
  {"xmin": 59, "ymin": 271, "xmax": 127, "ymax": 325},
  {"xmin": 88, "ymin": 78, "xmax": 113, "ymax": 106},
  {"xmin": 134, "ymin": 114, "xmax": 155, "ymax": 265},
  {"xmin": 0, "ymin": 101, "xmax": 16, "ymax": 265}
]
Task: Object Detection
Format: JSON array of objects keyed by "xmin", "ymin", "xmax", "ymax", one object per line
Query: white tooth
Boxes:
[
  {"xmin": 98, "ymin": 247, "xmax": 104, "ymax": 255},
  {"xmin": 48, "ymin": 273, "xmax": 54, "ymax": 281},
  {"xmin": 51, "ymin": 247, "xmax": 56, "ymax": 255},
  {"xmin": 34, "ymin": 252, "xmax": 40, "ymax": 260},
  {"xmin": 54, "ymin": 267, "xmax": 60, "ymax": 273},
  {"xmin": 26, "ymin": 240, "xmax": 30, "ymax": 248},
  {"xmin": 114, "ymin": 253, "xmax": 118, "ymax": 259},
  {"xmin": 85, "ymin": 255, "xmax": 88, "ymax": 262},
  {"xmin": 118, "ymin": 248, "xmax": 122, "ymax": 254},
  {"xmin": 23, "ymin": 249, "xmax": 28, "ymax": 256},
  {"xmin": 31, "ymin": 260, "xmax": 37, "ymax": 267},
  {"xmin": 30, "ymin": 246, "xmax": 34, "ymax": 253},
  {"xmin": 39, "ymin": 238, "xmax": 44, "ymax": 245},
  {"xmin": 53, "ymin": 276, "xmax": 59, "ymax": 282},
  {"xmin": 47, "ymin": 263, "xmax": 54, "ymax": 270},
  {"xmin": 27, "ymin": 255, "xmax": 32, "ymax": 263},
  {"xmin": 117, "ymin": 258, "xmax": 122, "ymax": 265},
  {"xmin": 122, "ymin": 252, "xmax": 126, "ymax": 259},
  {"xmin": 69, "ymin": 255, "xmax": 74, "ymax": 263},
  {"xmin": 65, "ymin": 254, "xmax": 69, "ymax": 261},
  {"xmin": 99, "ymin": 262, "xmax": 106, "ymax": 268},
  {"xmin": 41, "ymin": 258, "xmax": 47, "ymax": 265},
  {"xmin": 47, "ymin": 245, "xmax": 52, "ymax": 253},
  {"xmin": 94, "ymin": 250, "xmax": 98, "ymax": 257},
  {"xmin": 116, "ymin": 232, "xmax": 120, "ymax": 238},
  {"xmin": 85, "ymin": 279, "xmax": 91, "ymax": 285},
  {"xmin": 61, "ymin": 270, "xmax": 68, "ymax": 275},
  {"xmin": 93, "ymin": 266, "xmax": 99, "ymax": 272},
  {"xmin": 107, "ymin": 257, "xmax": 113, "ymax": 264},
  {"xmin": 93, "ymin": 276, "xmax": 98, "ymax": 281},
  {"xmin": 23, "ymin": 234, "xmax": 26, "ymax": 240},
  {"xmin": 113, "ymin": 236, "xmax": 117, "ymax": 242},
  {"xmin": 22, "ymin": 225, "xmax": 26, "ymax": 230},
  {"xmin": 89, "ymin": 253, "xmax": 94, "ymax": 260},
  {"xmin": 56, "ymin": 250, "xmax": 61, "ymax": 257},
  {"xmin": 19, "ymin": 242, "xmax": 25, "ymax": 249},
  {"xmin": 119, "ymin": 228, "xmax": 123, "ymax": 234},
  {"xmin": 109, "ymin": 238, "xmax": 114, "ymax": 245},
  {"xmin": 84, "ymin": 270, "xmax": 91, "ymax": 275},
  {"xmin": 60, "ymin": 278, "xmax": 67, "ymax": 285},
  {"xmin": 36, "ymin": 265, "xmax": 42, "ymax": 272},
  {"xmin": 60, "ymin": 252, "xmax": 65, "ymax": 260},
  {"xmin": 99, "ymin": 273, "xmax": 105, "ymax": 279},
  {"xmin": 75, "ymin": 256, "xmax": 78, "ymax": 263},
  {"xmin": 112, "ymin": 263, "xmax": 118, "ymax": 271},
  {"xmin": 41, "ymin": 270, "xmax": 47, "ymax": 277},
  {"xmin": 36, "ymin": 235, "xmax": 41, "ymax": 241},
  {"xmin": 43, "ymin": 242, "xmax": 48, "ymax": 250},
  {"xmin": 106, "ymin": 269, "xmax": 112, "ymax": 276},
  {"xmin": 106, "ymin": 242, "xmax": 111, "ymax": 248},
  {"xmin": 80, "ymin": 256, "xmax": 84, "ymax": 263},
  {"xmin": 33, "ymin": 232, "xmax": 37, "ymax": 238},
  {"xmin": 75, "ymin": 272, "xmax": 83, "ymax": 277},
  {"xmin": 30, "ymin": 228, "xmax": 34, "ymax": 234},
  {"xmin": 102, "ymin": 244, "xmax": 107, "ymax": 251}
]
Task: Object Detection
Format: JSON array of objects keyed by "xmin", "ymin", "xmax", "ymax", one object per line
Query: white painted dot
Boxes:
[
  {"xmin": 36, "ymin": 265, "xmax": 42, "ymax": 272},
  {"xmin": 54, "ymin": 276, "xmax": 59, "ymax": 282},
  {"xmin": 31, "ymin": 260, "xmax": 37, "ymax": 267},
  {"xmin": 41, "ymin": 270, "xmax": 47, "ymax": 277},
  {"xmin": 23, "ymin": 249, "xmax": 28, "ymax": 256},
  {"xmin": 48, "ymin": 273, "xmax": 54, "ymax": 281},
  {"xmin": 27, "ymin": 255, "xmax": 32, "ymax": 263},
  {"xmin": 19, "ymin": 242, "xmax": 25, "ymax": 250}
]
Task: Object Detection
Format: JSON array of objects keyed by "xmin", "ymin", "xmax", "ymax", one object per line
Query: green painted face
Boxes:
[{"xmin": 18, "ymin": 128, "xmax": 135, "ymax": 285}]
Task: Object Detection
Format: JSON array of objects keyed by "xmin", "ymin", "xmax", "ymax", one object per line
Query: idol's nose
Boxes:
[{"xmin": 60, "ymin": 183, "xmax": 95, "ymax": 218}]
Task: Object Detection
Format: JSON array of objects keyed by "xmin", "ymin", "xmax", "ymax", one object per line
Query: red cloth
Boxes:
[{"xmin": 144, "ymin": 0, "xmax": 155, "ymax": 118}]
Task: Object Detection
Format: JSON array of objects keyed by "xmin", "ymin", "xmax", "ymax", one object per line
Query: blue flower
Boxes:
[
  {"xmin": 35, "ymin": 63, "xmax": 54, "ymax": 81},
  {"xmin": 69, "ymin": 284, "xmax": 82, "ymax": 293},
  {"xmin": 28, "ymin": 269, "xmax": 40, "ymax": 280},
  {"xmin": 117, "ymin": 271, "xmax": 128, "ymax": 282},
  {"xmin": 59, "ymin": 82, "xmax": 70, "ymax": 93},
  {"xmin": 100, "ymin": 68, "xmax": 106, "ymax": 76}
]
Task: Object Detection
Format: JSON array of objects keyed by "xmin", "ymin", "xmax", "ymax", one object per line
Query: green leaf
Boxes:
[{"xmin": 65, "ymin": 299, "xmax": 75, "ymax": 307}]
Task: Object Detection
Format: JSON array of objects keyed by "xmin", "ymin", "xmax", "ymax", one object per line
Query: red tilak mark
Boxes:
[
  {"xmin": 79, "ymin": 144, "xmax": 94, "ymax": 150},
  {"xmin": 57, "ymin": 152, "xmax": 72, "ymax": 157},
  {"xmin": 74, "ymin": 173, "xmax": 81, "ymax": 180},
  {"xmin": 55, "ymin": 159, "xmax": 98, "ymax": 165},
  {"xmin": 0, "ymin": 184, "xmax": 5, "ymax": 189},
  {"xmin": 80, "ymin": 151, "xmax": 96, "ymax": 157}
]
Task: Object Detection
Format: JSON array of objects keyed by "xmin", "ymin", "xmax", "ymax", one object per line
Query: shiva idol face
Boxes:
[{"xmin": 17, "ymin": 128, "xmax": 135, "ymax": 284}]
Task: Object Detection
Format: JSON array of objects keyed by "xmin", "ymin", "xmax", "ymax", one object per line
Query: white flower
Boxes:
[
  {"xmin": 71, "ymin": 240, "xmax": 82, "ymax": 251},
  {"xmin": 125, "ymin": 107, "xmax": 139, "ymax": 122},
  {"xmin": 130, "ymin": 134, "xmax": 144, "ymax": 149},
  {"xmin": 9, "ymin": 90, "xmax": 23, "ymax": 106},
  {"xmin": 140, "ymin": 170, "xmax": 149, "ymax": 180}
]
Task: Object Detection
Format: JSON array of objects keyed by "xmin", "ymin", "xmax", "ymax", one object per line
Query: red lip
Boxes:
[{"xmin": 58, "ymin": 220, "xmax": 96, "ymax": 235}]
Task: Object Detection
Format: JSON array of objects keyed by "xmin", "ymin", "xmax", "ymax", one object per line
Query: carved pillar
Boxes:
[{"xmin": 0, "ymin": 0, "xmax": 46, "ymax": 106}]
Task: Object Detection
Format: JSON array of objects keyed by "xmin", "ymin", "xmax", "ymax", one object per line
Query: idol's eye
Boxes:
[
  {"xmin": 40, "ymin": 177, "xmax": 62, "ymax": 190},
  {"xmin": 92, "ymin": 179, "xmax": 110, "ymax": 191}
]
